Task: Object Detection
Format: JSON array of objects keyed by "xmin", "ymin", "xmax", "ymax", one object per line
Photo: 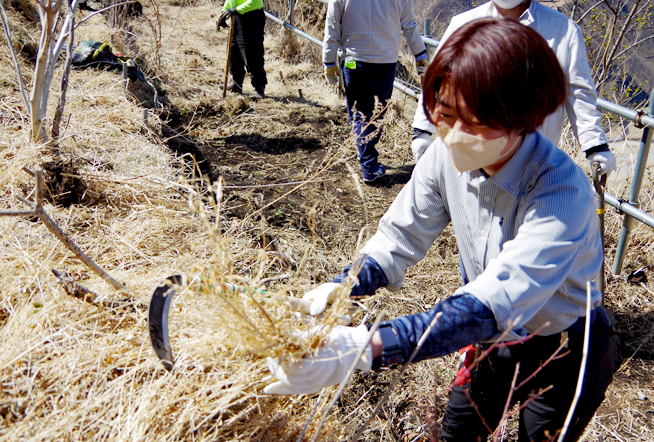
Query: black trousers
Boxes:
[
  {"xmin": 441, "ymin": 309, "xmax": 616, "ymax": 442},
  {"xmin": 230, "ymin": 8, "xmax": 267, "ymax": 90}
]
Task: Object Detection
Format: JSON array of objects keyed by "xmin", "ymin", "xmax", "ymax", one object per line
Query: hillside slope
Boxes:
[{"xmin": 0, "ymin": 0, "xmax": 653, "ymax": 441}]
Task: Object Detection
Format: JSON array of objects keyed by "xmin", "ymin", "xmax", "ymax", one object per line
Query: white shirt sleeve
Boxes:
[
  {"xmin": 399, "ymin": 0, "xmax": 427, "ymax": 56},
  {"xmin": 563, "ymin": 22, "xmax": 608, "ymax": 150},
  {"xmin": 322, "ymin": 0, "xmax": 342, "ymax": 65}
]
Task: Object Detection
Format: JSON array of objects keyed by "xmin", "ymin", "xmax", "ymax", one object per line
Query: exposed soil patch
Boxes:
[
  {"xmin": 41, "ymin": 160, "xmax": 89, "ymax": 207},
  {"xmin": 159, "ymin": 95, "xmax": 413, "ymax": 245}
]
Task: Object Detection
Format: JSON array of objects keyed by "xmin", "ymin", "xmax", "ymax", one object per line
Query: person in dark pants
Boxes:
[
  {"xmin": 265, "ymin": 19, "xmax": 618, "ymax": 442},
  {"xmin": 219, "ymin": 0, "xmax": 267, "ymax": 99},
  {"xmin": 342, "ymin": 61, "xmax": 397, "ymax": 178},
  {"xmin": 442, "ymin": 310, "xmax": 616, "ymax": 441},
  {"xmin": 322, "ymin": 0, "xmax": 428, "ymax": 183}
]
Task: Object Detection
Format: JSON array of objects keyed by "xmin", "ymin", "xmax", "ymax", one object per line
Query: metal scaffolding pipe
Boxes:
[
  {"xmin": 597, "ymin": 98, "xmax": 654, "ymax": 129},
  {"xmin": 605, "ymin": 193, "xmax": 654, "ymax": 229},
  {"xmin": 611, "ymin": 89, "xmax": 654, "ymax": 274},
  {"xmin": 422, "ymin": 36, "xmax": 439, "ymax": 48},
  {"xmin": 264, "ymin": 11, "xmax": 323, "ymax": 46},
  {"xmin": 393, "ymin": 80, "xmax": 419, "ymax": 99}
]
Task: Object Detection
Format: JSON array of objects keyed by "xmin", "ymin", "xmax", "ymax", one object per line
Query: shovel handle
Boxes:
[{"xmin": 222, "ymin": 15, "xmax": 236, "ymax": 99}]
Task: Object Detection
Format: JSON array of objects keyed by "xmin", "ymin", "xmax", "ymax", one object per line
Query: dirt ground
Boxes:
[{"xmin": 1, "ymin": 0, "xmax": 653, "ymax": 440}]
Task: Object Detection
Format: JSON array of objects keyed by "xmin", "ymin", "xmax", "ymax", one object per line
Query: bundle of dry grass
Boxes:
[{"xmin": 0, "ymin": 95, "xmax": 358, "ymax": 442}]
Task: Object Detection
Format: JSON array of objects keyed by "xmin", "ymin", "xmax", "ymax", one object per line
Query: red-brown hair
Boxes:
[{"xmin": 423, "ymin": 18, "xmax": 566, "ymax": 133}]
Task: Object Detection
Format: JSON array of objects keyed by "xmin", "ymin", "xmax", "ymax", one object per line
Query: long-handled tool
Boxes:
[
  {"xmin": 222, "ymin": 15, "xmax": 236, "ymax": 99},
  {"xmin": 591, "ymin": 161, "xmax": 607, "ymax": 303},
  {"xmin": 148, "ymin": 275, "xmax": 312, "ymax": 371}
]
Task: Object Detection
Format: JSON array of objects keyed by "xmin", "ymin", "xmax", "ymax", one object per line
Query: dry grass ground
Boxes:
[{"xmin": 0, "ymin": 0, "xmax": 653, "ymax": 441}]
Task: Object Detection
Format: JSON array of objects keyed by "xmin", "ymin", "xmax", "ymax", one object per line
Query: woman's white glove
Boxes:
[
  {"xmin": 587, "ymin": 151, "xmax": 617, "ymax": 177},
  {"xmin": 264, "ymin": 324, "xmax": 373, "ymax": 395},
  {"xmin": 301, "ymin": 282, "xmax": 342, "ymax": 316},
  {"xmin": 411, "ymin": 132, "xmax": 432, "ymax": 162}
]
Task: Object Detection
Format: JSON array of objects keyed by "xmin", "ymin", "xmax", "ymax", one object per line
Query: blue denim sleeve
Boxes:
[
  {"xmin": 331, "ymin": 256, "xmax": 388, "ymax": 299},
  {"xmin": 387, "ymin": 294, "xmax": 497, "ymax": 364}
]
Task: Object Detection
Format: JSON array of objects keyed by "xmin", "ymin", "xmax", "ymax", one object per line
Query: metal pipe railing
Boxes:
[
  {"xmin": 264, "ymin": 8, "xmax": 654, "ymax": 274},
  {"xmin": 605, "ymin": 193, "xmax": 654, "ymax": 229},
  {"xmin": 598, "ymin": 98, "xmax": 654, "ymax": 130},
  {"xmin": 393, "ymin": 80, "xmax": 419, "ymax": 99},
  {"xmin": 265, "ymin": 11, "xmax": 323, "ymax": 46},
  {"xmin": 610, "ymin": 89, "xmax": 654, "ymax": 274}
]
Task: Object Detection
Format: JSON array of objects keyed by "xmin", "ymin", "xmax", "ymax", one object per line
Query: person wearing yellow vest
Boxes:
[{"xmin": 219, "ymin": 0, "xmax": 267, "ymax": 99}]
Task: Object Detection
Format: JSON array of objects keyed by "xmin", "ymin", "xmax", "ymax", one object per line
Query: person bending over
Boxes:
[{"xmin": 266, "ymin": 19, "xmax": 617, "ymax": 442}]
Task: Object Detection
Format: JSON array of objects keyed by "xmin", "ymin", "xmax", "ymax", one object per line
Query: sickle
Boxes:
[
  {"xmin": 148, "ymin": 275, "xmax": 184, "ymax": 371},
  {"xmin": 148, "ymin": 276, "xmax": 313, "ymax": 371}
]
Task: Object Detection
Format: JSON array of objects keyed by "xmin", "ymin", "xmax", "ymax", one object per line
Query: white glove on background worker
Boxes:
[
  {"xmin": 587, "ymin": 151, "xmax": 617, "ymax": 177},
  {"xmin": 302, "ymin": 282, "xmax": 342, "ymax": 315},
  {"xmin": 324, "ymin": 63, "xmax": 338, "ymax": 85},
  {"xmin": 415, "ymin": 51, "xmax": 429, "ymax": 76},
  {"xmin": 263, "ymin": 324, "xmax": 372, "ymax": 395},
  {"xmin": 411, "ymin": 132, "xmax": 432, "ymax": 162}
]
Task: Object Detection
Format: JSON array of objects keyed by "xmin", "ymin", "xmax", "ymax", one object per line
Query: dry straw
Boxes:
[{"xmin": 1, "ymin": 0, "xmax": 653, "ymax": 441}]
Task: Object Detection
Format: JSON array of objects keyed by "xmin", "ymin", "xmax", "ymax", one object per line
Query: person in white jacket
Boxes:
[
  {"xmin": 323, "ymin": 0, "xmax": 428, "ymax": 183},
  {"xmin": 410, "ymin": 0, "xmax": 617, "ymax": 177}
]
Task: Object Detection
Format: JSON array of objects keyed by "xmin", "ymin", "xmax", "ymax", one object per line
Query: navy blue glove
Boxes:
[{"xmin": 332, "ymin": 256, "xmax": 388, "ymax": 299}]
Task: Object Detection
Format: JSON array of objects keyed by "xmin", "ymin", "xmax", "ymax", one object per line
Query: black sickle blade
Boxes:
[{"xmin": 148, "ymin": 275, "xmax": 184, "ymax": 371}]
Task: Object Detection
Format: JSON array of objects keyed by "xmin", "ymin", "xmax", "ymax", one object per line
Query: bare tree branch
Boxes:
[
  {"xmin": 52, "ymin": 0, "xmax": 75, "ymax": 139},
  {"xmin": 51, "ymin": 269, "xmax": 144, "ymax": 311},
  {"xmin": 557, "ymin": 281, "xmax": 593, "ymax": 442},
  {"xmin": 3, "ymin": 169, "xmax": 129, "ymax": 293},
  {"xmin": 575, "ymin": 0, "xmax": 606, "ymax": 23},
  {"xmin": 0, "ymin": 0, "xmax": 31, "ymax": 117},
  {"xmin": 75, "ymin": 0, "xmax": 138, "ymax": 28}
]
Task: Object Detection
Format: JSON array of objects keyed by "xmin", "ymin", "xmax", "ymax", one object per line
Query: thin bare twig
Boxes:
[
  {"xmin": 493, "ymin": 363, "xmax": 520, "ymax": 441},
  {"xmin": 52, "ymin": 0, "xmax": 75, "ymax": 139},
  {"xmin": 557, "ymin": 281, "xmax": 593, "ymax": 441},
  {"xmin": 74, "ymin": 0, "xmax": 138, "ymax": 28},
  {"xmin": 222, "ymin": 179, "xmax": 332, "ymax": 189},
  {"xmin": 575, "ymin": 0, "xmax": 605, "ymax": 23},
  {"xmin": 514, "ymin": 341, "xmax": 570, "ymax": 391},
  {"xmin": 462, "ymin": 387, "xmax": 493, "ymax": 435},
  {"xmin": 296, "ymin": 388, "xmax": 326, "ymax": 442},
  {"xmin": 504, "ymin": 385, "xmax": 554, "ymax": 423},
  {"xmin": 51, "ymin": 269, "xmax": 145, "ymax": 311},
  {"xmin": 0, "ymin": 0, "xmax": 31, "ymax": 116},
  {"xmin": 349, "ymin": 312, "xmax": 443, "ymax": 442}
]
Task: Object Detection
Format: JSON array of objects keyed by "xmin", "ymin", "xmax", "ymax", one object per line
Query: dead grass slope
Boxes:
[{"xmin": 0, "ymin": 0, "xmax": 653, "ymax": 441}]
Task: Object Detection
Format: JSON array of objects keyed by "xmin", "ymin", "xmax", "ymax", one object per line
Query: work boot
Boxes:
[
  {"xmin": 221, "ymin": 79, "xmax": 242, "ymax": 94},
  {"xmin": 250, "ymin": 87, "xmax": 265, "ymax": 100}
]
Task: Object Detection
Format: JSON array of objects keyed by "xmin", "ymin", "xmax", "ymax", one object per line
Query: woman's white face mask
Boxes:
[
  {"xmin": 436, "ymin": 126, "xmax": 518, "ymax": 173},
  {"xmin": 493, "ymin": 0, "xmax": 527, "ymax": 9}
]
